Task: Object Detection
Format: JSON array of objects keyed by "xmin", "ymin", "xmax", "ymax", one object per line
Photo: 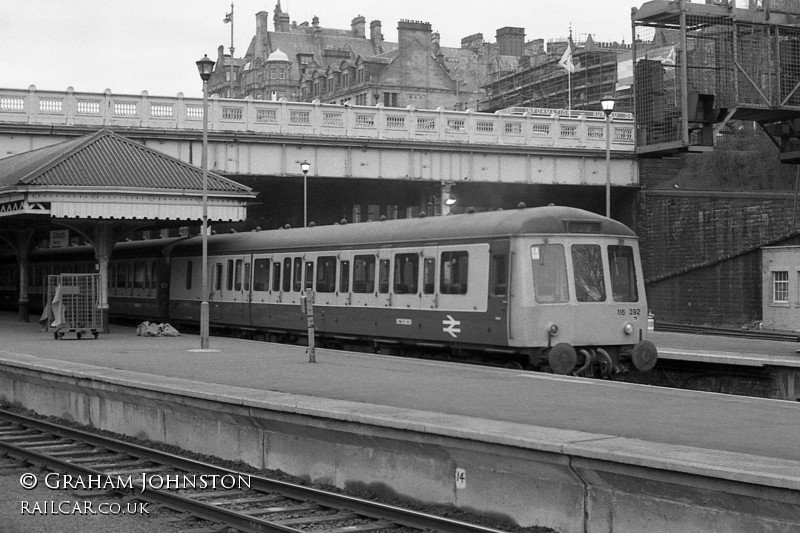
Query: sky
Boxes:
[{"xmin": 2, "ymin": 0, "xmax": 645, "ymax": 99}]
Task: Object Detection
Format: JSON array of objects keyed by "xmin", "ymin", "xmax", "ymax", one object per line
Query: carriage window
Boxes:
[
  {"xmin": 608, "ymin": 245, "xmax": 638, "ymax": 302},
  {"xmin": 253, "ymin": 259, "xmax": 270, "ymax": 291},
  {"xmin": 185, "ymin": 261, "xmax": 193, "ymax": 290},
  {"xmin": 282, "ymin": 258, "xmax": 292, "ymax": 292},
  {"xmin": 316, "ymin": 256, "xmax": 337, "ymax": 293},
  {"xmin": 532, "ymin": 244, "xmax": 568, "ymax": 303},
  {"xmin": 393, "ymin": 253, "xmax": 419, "ymax": 294},
  {"xmin": 226, "ymin": 260, "xmax": 234, "ymax": 291},
  {"xmin": 293, "ymin": 258, "xmax": 303, "ymax": 292},
  {"xmin": 441, "ymin": 251, "xmax": 468, "ymax": 294},
  {"xmin": 423, "ymin": 257, "xmax": 435, "ymax": 294},
  {"xmin": 235, "ymin": 259, "xmax": 244, "ymax": 291},
  {"xmin": 214, "ymin": 263, "xmax": 223, "ymax": 291},
  {"xmin": 353, "ymin": 255, "xmax": 376, "ymax": 293},
  {"xmin": 339, "ymin": 260, "xmax": 350, "ymax": 292},
  {"xmin": 572, "ymin": 244, "xmax": 606, "ymax": 302},
  {"xmin": 491, "ymin": 255, "xmax": 508, "ymax": 296},
  {"xmin": 272, "ymin": 261, "xmax": 282, "ymax": 292},
  {"xmin": 133, "ymin": 261, "xmax": 148, "ymax": 289},
  {"xmin": 304, "ymin": 261, "xmax": 314, "ymax": 291},
  {"xmin": 379, "ymin": 259, "xmax": 390, "ymax": 294}
]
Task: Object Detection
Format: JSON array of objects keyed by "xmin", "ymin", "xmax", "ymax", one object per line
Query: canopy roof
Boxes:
[{"xmin": 0, "ymin": 129, "xmax": 254, "ymax": 224}]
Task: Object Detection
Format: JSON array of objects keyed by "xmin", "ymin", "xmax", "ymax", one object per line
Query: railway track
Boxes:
[
  {"xmin": 0, "ymin": 408, "xmax": 513, "ymax": 533},
  {"xmin": 655, "ymin": 322, "xmax": 800, "ymax": 342}
]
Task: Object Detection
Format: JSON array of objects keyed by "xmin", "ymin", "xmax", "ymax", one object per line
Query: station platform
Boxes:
[{"xmin": 0, "ymin": 312, "xmax": 799, "ymax": 532}]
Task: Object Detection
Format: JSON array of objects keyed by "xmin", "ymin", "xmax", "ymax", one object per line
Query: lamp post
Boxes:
[
  {"xmin": 300, "ymin": 160, "xmax": 310, "ymax": 227},
  {"xmin": 441, "ymin": 181, "xmax": 457, "ymax": 215},
  {"xmin": 196, "ymin": 54, "xmax": 215, "ymax": 350},
  {"xmin": 601, "ymin": 94, "xmax": 615, "ymax": 218}
]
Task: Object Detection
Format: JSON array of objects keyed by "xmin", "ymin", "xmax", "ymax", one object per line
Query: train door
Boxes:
[
  {"xmin": 220, "ymin": 255, "xmax": 250, "ymax": 326},
  {"xmin": 392, "ymin": 247, "xmax": 423, "ymax": 310},
  {"xmin": 420, "ymin": 246, "xmax": 438, "ymax": 310},
  {"xmin": 350, "ymin": 253, "xmax": 377, "ymax": 308},
  {"xmin": 487, "ymin": 239, "xmax": 511, "ymax": 345},
  {"xmin": 209, "ymin": 261, "xmax": 223, "ymax": 322},
  {"xmin": 377, "ymin": 250, "xmax": 392, "ymax": 307}
]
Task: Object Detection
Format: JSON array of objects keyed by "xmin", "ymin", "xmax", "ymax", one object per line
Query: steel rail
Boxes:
[
  {"xmin": 0, "ymin": 408, "xmax": 512, "ymax": 533},
  {"xmin": 656, "ymin": 322, "xmax": 800, "ymax": 342}
]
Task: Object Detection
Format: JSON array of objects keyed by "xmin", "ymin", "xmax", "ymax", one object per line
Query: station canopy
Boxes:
[{"xmin": 0, "ymin": 128, "xmax": 254, "ymax": 233}]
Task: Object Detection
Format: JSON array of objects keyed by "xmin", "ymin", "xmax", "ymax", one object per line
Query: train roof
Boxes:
[
  {"xmin": 172, "ymin": 206, "xmax": 638, "ymax": 256},
  {"xmin": 27, "ymin": 236, "xmax": 187, "ymax": 260}
]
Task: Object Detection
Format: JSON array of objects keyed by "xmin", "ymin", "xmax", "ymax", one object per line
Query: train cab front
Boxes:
[{"xmin": 516, "ymin": 233, "xmax": 658, "ymax": 378}]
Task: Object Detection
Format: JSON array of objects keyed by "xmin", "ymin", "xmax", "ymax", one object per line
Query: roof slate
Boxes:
[{"xmin": 0, "ymin": 130, "xmax": 252, "ymax": 195}]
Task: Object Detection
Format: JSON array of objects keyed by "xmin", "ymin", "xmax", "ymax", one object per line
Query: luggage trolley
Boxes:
[{"xmin": 46, "ymin": 274, "xmax": 102, "ymax": 340}]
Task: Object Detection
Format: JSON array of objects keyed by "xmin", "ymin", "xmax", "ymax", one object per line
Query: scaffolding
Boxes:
[
  {"xmin": 480, "ymin": 43, "xmax": 633, "ymax": 114},
  {"xmin": 633, "ymin": 0, "xmax": 800, "ymax": 158},
  {"xmin": 46, "ymin": 273, "xmax": 102, "ymax": 340}
]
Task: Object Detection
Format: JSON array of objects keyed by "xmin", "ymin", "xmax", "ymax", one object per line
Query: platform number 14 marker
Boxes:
[{"xmin": 455, "ymin": 467, "xmax": 467, "ymax": 490}]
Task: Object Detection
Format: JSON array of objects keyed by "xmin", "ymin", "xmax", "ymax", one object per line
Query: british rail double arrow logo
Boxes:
[{"xmin": 442, "ymin": 315, "xmax": 461, "ymax": 338}]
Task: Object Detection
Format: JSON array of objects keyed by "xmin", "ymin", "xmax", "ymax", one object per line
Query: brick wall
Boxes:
[{"xmin": 636, "ymin": 188, "xmax": 800, "ymax": 326}]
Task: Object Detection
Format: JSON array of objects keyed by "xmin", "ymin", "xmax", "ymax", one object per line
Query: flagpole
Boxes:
[{"xmin": 568, "ymin": 71, "xmax": 572, "ymax": 115}]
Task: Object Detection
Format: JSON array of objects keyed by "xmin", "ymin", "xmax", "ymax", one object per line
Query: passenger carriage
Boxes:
[{"xmin": 167, "ymin": 206, "xmax": 656, "ymax": 375}]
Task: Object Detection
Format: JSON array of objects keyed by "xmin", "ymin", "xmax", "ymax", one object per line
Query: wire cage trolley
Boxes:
[{"xmin": 46, "ymin": 274, "xmax": 102, "ymax": 340}]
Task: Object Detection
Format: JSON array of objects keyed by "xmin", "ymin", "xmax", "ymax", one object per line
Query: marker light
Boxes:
[{"xmin": 623, "ymin": 322, "xmax": 635, "ymax": 335}]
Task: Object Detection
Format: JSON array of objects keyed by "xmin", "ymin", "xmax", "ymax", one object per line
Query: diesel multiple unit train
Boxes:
[{"xmin": 0, "ymin": 206, "xmax": 657, "ymax": 377}]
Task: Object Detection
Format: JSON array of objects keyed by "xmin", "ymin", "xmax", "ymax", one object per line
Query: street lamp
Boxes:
[
  {"xmin": 601, "ymin": 94, "xmax": 615, "ymax": 218},
  {"xmin": 196, "ymin": 54, "xmax": 215, "ymax": 350},
  {"xmin": 300, "ymin": 160, "xmax": 310, "ymax": 227}
]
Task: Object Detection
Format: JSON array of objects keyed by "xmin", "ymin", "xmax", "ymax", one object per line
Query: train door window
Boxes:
[
  {"xmin": 293, "ymin": 258, "xmax": 303, "ymax": 292},
  {"xmin": 126, "ymin": 263, "xmax": 134, "ymax": 288},
  {"xmin": 316, "ymin": 256, "xmax": 336, "ymax": 292},
  {"xmin": 393, "ymin": 253, "xmax": 419, "ymax": 294},
  {"xmin": 226, "ymin": 260, "xmax": 234, "ymax": 291},
  {"xmin": 214, "ymin": 263, "xmax": 223, "ymax": 291},
  {"xmin": 491, "ymin": 255, "xmax": 508, "ymax": 296},
  {"xmin": 133, "ymin": 262, "xmax": 147, "ymax": 289},
  {"xmin": 353, "ymin": 255, "xmax": 376, "ymax": 293},
  {"xmin": 339, "ymin": 260, "xmax": 350, "ymax": 292},
  {"xmin": 608, "ymin": 245, "xmax": 638, "ymax": 302},
  {"xmin": 115, "ymin": 263, "xmax": 127, "ymax": 288},
  {"xmin": 423, "ymin": 258, "xmax": 435, "ymax": 294},
  {"xmin": 304, "ymin": 261, "xmax": 314, "ymax": 291},
  {"xmin": 282, "ymin": 258, "xmax": 292, "ymax": 292},
  {"xmin": 272, "ymin": 261, "xmax": 282, "ymax": 292},
  {"xmin": 532, "ymin": 244, "xmax": 568, "ymax": 303},
  {"xmin": 571, "ymin": 244, "xmax": 606, "ymax": 302},
  {"xmin": 253, "ymin": 259, "xmax": 270, "ymax": 291},
  {"xmin": 185, "ymin": 261, "xmax": 193, "ymax": 290},
  {"xmin": 440, "ymin": 251, "xmax": 468, "ymax": 294},
  {"xmin": 378, "ymin": 259, "xmax": 390, "ymax": 294},
  {"xmin": 234, "ymin": 259, "xmax": 244, "ymax": 291},
  {"xmin": 242, "ymin": 261, "xmax": 250, "ymax": 291},
  {"xmin": 107, "ymin": 264, "xmax": 115, "ymax": 288}
]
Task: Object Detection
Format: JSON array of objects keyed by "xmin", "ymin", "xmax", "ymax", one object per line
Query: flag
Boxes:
[
  {"xmin": 223, "ymin": 11, "xmax": 233, "ymax": 23},
  {"xmin": 558, "ymin": 44, "xmax": 575, "ymax": 73}
]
